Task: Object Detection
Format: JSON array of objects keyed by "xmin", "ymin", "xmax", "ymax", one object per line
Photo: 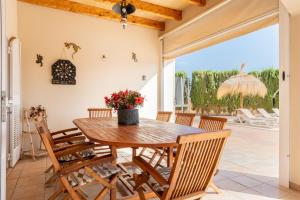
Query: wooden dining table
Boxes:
[
  {"xmin": 73, "ymin": 117, "xmax": 205, "ymax": 199},
  {"xmin": 73, "ymin": 117, "xmax": 205, "ymax": 166}
]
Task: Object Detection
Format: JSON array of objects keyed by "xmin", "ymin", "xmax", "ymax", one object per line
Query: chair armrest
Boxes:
[
  {"xmin": 53, "ymin": 132, "xmax": 82, "ymax": 140},
  {"xmin": 53, "ymin": 136, "xmax": 86, "ymax": 145},
  {"xmin": 51, "ymin": 128, "xmax": 79, "ymax": 136},
  {"xmin": 53, "ymin": 142, "xmax": 87, "ymax": 152},
  {"xmin": 54, "ymin": 142, "xmax": 96, "ymax": 157},
  {"xmin": 58, "ymin": 154, "xmax": 115, "ymax": 176},
  {"xmin": 133, "ymin": 156, "xmax": 168, "ymax": 186}
]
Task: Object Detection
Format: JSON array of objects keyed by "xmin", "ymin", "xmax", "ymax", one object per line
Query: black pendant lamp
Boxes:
[{"xmin": 112, "ymin": 0, "xmax": 136, "ymax": 29}]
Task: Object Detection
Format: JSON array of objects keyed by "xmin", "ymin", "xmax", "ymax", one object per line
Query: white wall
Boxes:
[
  {"xmin": 289, "ymin": 12, "xmax": 300, "ymax": 189},
  {"xmin": 18, "ymin": 2, "xmax": 160, "ymax": 130}
]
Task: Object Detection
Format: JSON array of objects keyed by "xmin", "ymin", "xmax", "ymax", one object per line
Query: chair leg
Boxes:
[
  {"xmin": 95, "ymin": 187, "xmax": 109, "ymax": 200},
  {"xmin": 154, "ymin": 149, "xmax": 167, "ymax": 168},
  {"xmin": 209, "ymin": 181, "xmax": 222, "ymax": 194},
  {"xmin": 45, "ymin": 174, "xmax": 57, "ymax": 186},
  {"xmin": 60, "ymin": 176, "xmax": 82, "ymax": 200},
  {"xmin": 29, "ymin": 133, "xmax": 36, "ymax": 161},
  {"xmin": 48, "ymin": 189, "xmax": 62, "ymax": 200},
  {"xmin": 110, "ymin": 188, "xmax": 116, "ymax": 200},
  {"xmin": 137, "ymin": 187, "xmax": 146, "ymax": 200},
  {"xmin": 45, "ymin": 165, "xmax": 53, "ymax": 173},
  {"xmin": 139, "ymin": 148, "xmax": 146, "ymax": 156}
]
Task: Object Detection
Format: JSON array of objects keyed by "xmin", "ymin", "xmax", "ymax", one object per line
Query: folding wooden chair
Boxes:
[
  {"xmin": 199, "ymin": 115, "xmax": 227, "ymax": 131},
  {"xmin": 35, "ymin": 120, "xmax": 120, "ymax": 200},
  {"xmin": 156, "ymin": 111, "xmax": 172, "ymax": 122},
  {"xmin": 138, "ymin": 112, "xmax": 173, "ymax": 164},
  {"xmin": 87, "ymin": 108, "xmax": 113, "ymax": 156},
  {"xmin": 174, "ymin": 113, "xmax": 195, "ymax": 126},
  {"xmin": 34, "ymin": 117, "xmax": 97, "ymax": 185},
  {"xmin": 133, "ymin": 129, "xmax": 231, "ymax": 200},
  {"xmin": 198, "ymin": 116, "xmax": 227, "ymax": 194},
  {"xmin": 153, "ymin": 113, "xmax": 196, "ymax": 168},
  {"xmin": 88, "ymin": 108, "xmax": 112, "ymax": 118}
]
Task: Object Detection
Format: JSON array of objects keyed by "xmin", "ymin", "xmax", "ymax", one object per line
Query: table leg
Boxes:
[
  {"xmin": 167, "ymin": 146, "xmax": 174, "ymax": 167},
  {"xmin": 111, "ymin": 145, "xmax": 117, "ymax": 165},
  {"xmin": 132, "ymin": 147, "xmax": 137, "ymax": 162}
]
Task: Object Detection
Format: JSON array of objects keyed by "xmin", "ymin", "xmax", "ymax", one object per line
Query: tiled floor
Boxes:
[{"xmin": 6, "ymin": 123, "xmax": 300, "ymax": 200}]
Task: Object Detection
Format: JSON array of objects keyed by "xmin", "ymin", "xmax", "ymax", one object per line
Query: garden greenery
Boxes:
[{"xmin": 186, "ymin": 68, "xmax": 279, "ymax": 114}]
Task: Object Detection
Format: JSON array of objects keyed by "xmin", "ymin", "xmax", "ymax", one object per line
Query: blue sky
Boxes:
[{"xmin": 176, "ymin": 24, "xmax": 279, "ymax": 77}]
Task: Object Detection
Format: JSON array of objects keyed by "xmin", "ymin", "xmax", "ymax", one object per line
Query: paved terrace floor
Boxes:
[{"xmin": 6, "ymin": 122, "xmax": 300, "ymax": 200}]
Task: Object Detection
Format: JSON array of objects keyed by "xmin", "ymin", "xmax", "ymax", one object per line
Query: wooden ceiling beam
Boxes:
[
  {"xmin": 95, "ymin": 0, "xmax": 182, "ymax": 20},
  {"xmin": 189, "ymin": 0, "xmax": 206, "ymax": 6},
  {"xmin": 18, "ymin": 0, "xmax": 165, "ymax": 31}
]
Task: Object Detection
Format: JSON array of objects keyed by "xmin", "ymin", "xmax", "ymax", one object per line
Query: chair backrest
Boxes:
[
  {"xmin": 35, "ymin": 120, "xmax": 61, "ymax": 172},
  {"xmin": 164, "ymin": 130, "xmax": 231, "ymax": 200},
  {"xmin": 257, "ymin": 108, "xmax": 271, "ymax": 118},
  {"xmin": 272, "ymin": 108, "xmax": 279, "ymax": 116},
  {"xmin": 175, "ymin": 113, "xmax": 195, "ymax": 126},
  {"xmin": 238, "ymin": 109, "xmax": 255, "ymax": 119},
  {"xmin": 88, "ymin": 108, "xmax": 112, "ymax": 118},
  {"xmin": 28, "ymin": 111, "xmax": 55, "ymax": 147},
  {"xmin": 199, "ymin": 116, "xmax": 227, "ymax": 131},
  {"xmin": 156, "ymin": 111, "xmax": 172, "ymax": 122}
]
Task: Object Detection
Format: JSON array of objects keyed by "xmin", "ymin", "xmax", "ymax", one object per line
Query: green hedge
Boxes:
[{"xmin": 190, "ymin": 68, "xmax": 279, "ymax": 114}]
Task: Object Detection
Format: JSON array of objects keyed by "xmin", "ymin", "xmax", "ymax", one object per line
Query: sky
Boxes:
[{"xmin": 175, "ymin": 24, "xmax": 279, "ymax": 78}]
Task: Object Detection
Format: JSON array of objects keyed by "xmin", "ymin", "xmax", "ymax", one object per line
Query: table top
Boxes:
[{"xmin": 73, "ymin": 118, "xmax": 205, "ymax": 148}]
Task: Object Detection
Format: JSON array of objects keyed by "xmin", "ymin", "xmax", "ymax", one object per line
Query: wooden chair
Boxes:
[
  {"xmin": 35, "ymin": 120, "xmax": 120, "ymax": 200},
  {"xmin": 156, "ymin": 111, "xmax": 172, "ymax": 122},
  {"xmin": 87, "ymin": 108, "xmax": 113, "ymax": 156},
  {"xmin": 138, "ymin": 111, "xmax": 173, "ymax": 165},
  {"xmin": 199, "ymin": 115, "xmax": 227, "ymax": 131},
  {"xmin": 88, "ymin": 108, "xmax": 112, "ymax": 118},
  {"xmin": 133, "ymin": 129, "xmax": 231, "ymax": 200},
  {"xmin": 33, "ymin": 116, "xmax": 96, "ymax": 186},
  {"xmin": 152, "ymin": 113, "xmax": 195, "ymax": 168},
  {"xmin": 175, "ymin": 113, "xmax": 195, "ymax": 126},
  {"xmin": 198, "ymin": 116, "xmax": 227, "ymax": 194}
]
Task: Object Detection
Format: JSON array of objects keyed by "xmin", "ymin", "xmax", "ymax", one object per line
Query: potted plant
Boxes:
[
  {"xmin": 104, "ymin": 90, "xmax": 144, "ymax": 125},
  {"xmin": 29, "ymin": 105, "xmax": 47, "ymax": 121}
]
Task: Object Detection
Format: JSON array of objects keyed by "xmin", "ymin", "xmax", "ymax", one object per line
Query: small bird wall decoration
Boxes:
[
  {"xmin": 132, "ymin": 52, "xmax": 138, "ymax": 63},
  {"xmin": 36, "ymin": 54, "xmax": 43, "ymax": 67},
  {"xmin": 64, "ymin": 42, "xmax": 81, "ymax": 59}
]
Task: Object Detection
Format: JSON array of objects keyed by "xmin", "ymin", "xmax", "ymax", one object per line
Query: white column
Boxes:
[
  {"xmin": 163, "ymin": 59, "xmax": 175, "ymax": 112},
  {"xmin": 279, "ymin": 1, "xmax": 290, "ymax": 188}
]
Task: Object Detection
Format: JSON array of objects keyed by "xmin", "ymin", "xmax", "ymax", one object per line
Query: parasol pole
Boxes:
[{"xmin": 240, "ymin": 93, "xmax": 244, "ymax": 108}]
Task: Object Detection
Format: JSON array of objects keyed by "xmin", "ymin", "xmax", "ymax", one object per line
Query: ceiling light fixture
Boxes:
[{"xmin": 112, "ymin": 0, "xmax": 136, "ymax": 29}]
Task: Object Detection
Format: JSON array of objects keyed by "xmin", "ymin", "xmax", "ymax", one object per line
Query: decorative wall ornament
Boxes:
[
  {"xmin": 132, "ymin": 52, "xmax": 138, "ymax": 62},
  {"xmin": 52, "ymin": 59, "xmax": 76, "ymax": 85},
  {"xmin": 36, "ymin": 54, "xmax": 43, "ymax": 67},
  {"xmin": 101, "ymin": 54, "xmax": 107, "ymax": 61},
  {"xmin": 64, "ymin": 42, "xmax": 81, "ymax": 59}
]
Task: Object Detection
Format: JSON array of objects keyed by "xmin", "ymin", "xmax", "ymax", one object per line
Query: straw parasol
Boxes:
[{"xmin": 217, "ymin": 64, "xmax": 267, "ymax": 108}]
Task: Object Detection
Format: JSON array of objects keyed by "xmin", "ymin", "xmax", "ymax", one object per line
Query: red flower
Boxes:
[
  {"xmin": 104, "ymin": 90, "xmax": 144, "ymax": 110},
  {"xmin": 128, "ymin": 105, "xmax": 134, "ymax": 109},
  {"xmin": 135, "ymin": 97, "xmax": 144, "ymax": 105}
]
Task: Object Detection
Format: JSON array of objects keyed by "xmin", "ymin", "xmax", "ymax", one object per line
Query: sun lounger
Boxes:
[
  {"xmin": 257, "ymin": 108, "xmax": 279, "ymax": 122},
  {"xmin": 237, "ymin": 108, "xmax": 277, "ymax": 127},
  {"xmin": 272, "ymin": 108, "xmax": 279, "ymax": 117}
]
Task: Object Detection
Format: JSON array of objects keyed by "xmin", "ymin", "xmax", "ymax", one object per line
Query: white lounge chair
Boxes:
[
  {"xmin": 272, "ymin": 108, "xmax": 279, "ymax": 117},
  {"xmin": 257, "ymin": 108, "xmax": 279, "ymax": 122},
  {"xmin": 237, "ymin": 108, "xmax": 277, "ymax": 127}
]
